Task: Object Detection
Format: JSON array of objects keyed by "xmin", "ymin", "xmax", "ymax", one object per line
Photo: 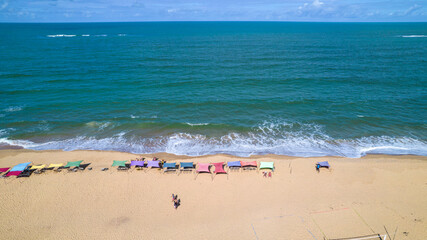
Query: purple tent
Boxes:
[
  {"xmin": 131, "ymin": 160, "xmax": 145, "ymax": 167},
  {"xmin": 147, "ymin": 161, "xmax": 160, "ymax": 168},
  {"xmin": 317, "ymin": 161, "xmax": 330, "ymax": 168}
]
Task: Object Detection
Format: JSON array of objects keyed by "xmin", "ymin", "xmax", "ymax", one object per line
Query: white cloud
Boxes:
[
  {"xmin": 167, "ymin": 8, "xmax": 178, "ymax": 13},
  {"xmin": 312, "ymin": 0, "xmax": 324, "ymax": 8},
  {"xmin": 0, "ymin": 1, "xmax": 8, "ymax": 10}
]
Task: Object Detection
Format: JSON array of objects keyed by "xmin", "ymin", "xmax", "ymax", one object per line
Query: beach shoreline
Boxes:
[{"xmin": 0, "ymin": 149, "xmax": 426, "ymax": 239}]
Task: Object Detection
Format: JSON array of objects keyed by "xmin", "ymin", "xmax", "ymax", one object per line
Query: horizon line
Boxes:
[{"xmin": 1, "ymin": 20, "xmax": 427, "ymax": 24}]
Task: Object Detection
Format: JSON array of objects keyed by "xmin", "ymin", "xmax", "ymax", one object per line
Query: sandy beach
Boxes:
[{"xmin": 0, "ymin": 149, "xmax": 426, "ymax": 239}]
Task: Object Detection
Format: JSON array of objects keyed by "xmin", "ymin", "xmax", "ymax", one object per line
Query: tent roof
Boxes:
[
  {"xmin": 241, "ymin": 161, "xmax": 257, "ymax": 167},
  {"xmin": 30, "ymin": 164, "xmax": 46, "ymax": 170},
  {"xmin": 6, "ymin": 171, "xmax": 22, "ymax": 177},
  {"xmin": 227, "ymin": 161, "xmax": 241, "ymax": 167},
  {"xmin": 317, "ymin": 161, "xmax": 330, "ymax": 167},
  {"xmin": 197, "ymin": 163, "xmax": 210, "ymax": 173},
  {"xmin": 147, "ymin": 161, "xmax": 160, "ymax": 168},
  {"xmin": 130, "ymin": 160, "xmax": 145, "ymax": 167},
  {"xmin": 212, "ymin": 162, "xmax": 226, "ymax": 174},
  {"xmin": 163, "ymin": 162, "xmax": 176, "ymax": 169},
  {"xmin": 112, "ymin": 160, "xmax": 127, "ymax": 167},
  {"xmin": 0, "ymin": 167, "xmax": 10, "ymax": 173},
  {"xmin": 65, "ymin": 160, "xmax": 83, "ymax": 168},
  {"xmin": 48, "ymin": 163, "xmax": 63, "ymax": 168},
  {"xmin": 259, "ymin": 161, "xmax": 274, "ymax": 170},
  {"xmin": 180, "ymin": 162, "xmax": 194, "ymax": 168},
  {"xmin": 10, "ymin": 162, "xmax": 31, "ymax": 172}
]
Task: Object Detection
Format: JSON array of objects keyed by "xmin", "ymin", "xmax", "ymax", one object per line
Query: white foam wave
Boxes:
[
  {"xmin": 118, "ymin": 34, "xmax": 126, "ymax": 36},
  {"xmin": 85, "ymin": 121, "xmax": 114, "ymax": 131},
  {"xmin": 1, "ymin": 121, "xmax": 426, "ymax": 158},
  {"xmin": 130, "ymin": 115, "xmax": 139, "ymax": 119},
  {"xmin": 82, "ymin": 34, "xmax": 90, "ymax": 37},
  {"xmin": 3, "ymin": 106, "xmax": 23, "ymax": 112},
  {"xmin": 95, "ymin": 34, "xmax": 108, "ymax": 37},
  {"xmin": 401, "ymin": 35, "xmax": 427, "ymax": 38},
  {"xmin": 47, "ymin": 34, "xmax": 76, "ymax": 38},
  {"xmin": 186, "ymin": 122, "xmax": 210, "ymax": 126}
]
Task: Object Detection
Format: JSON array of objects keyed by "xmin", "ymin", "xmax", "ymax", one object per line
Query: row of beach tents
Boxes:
[{"xmin": 0, "ymin": 159, "xmax": 330, "ymax": 179}]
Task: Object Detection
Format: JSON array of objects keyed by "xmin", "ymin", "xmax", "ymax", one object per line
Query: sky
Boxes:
[{"xmin": 0, "ymin": 0, "xmax": 426, "ymax": 22}]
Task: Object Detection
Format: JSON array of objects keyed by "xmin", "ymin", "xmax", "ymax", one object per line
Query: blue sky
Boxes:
[{"xmin": 0, "ymin": 0, "xmax": 426, "ymax": 22}]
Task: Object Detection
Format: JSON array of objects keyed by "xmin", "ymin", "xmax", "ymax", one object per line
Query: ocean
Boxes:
[{"xmin": 0, "ymin": 22, "xmax": 426, "ymax": 157}]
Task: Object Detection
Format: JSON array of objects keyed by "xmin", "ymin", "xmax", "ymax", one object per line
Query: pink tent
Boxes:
[
  {"xmin": 240, "ymin": 161, "xmax": 257, "ymax": 167},
  {"xmin": 0, "ymin": 168, "xmax": 10, "ymax": 173},
  {"xmin": 5, "ymin": 171, "xmax": 22, "ymax": 177},
  {"xmin": 212, "ymin": 162, "xmax": 227, "ymax": 174},
  {"xmin": 196, "ymin": 163, "xmax": 210, "ymax": 173}
]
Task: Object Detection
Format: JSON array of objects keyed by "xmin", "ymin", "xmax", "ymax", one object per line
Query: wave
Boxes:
[
  {"xmin": 3, "ymin": 106, "xmax": 23, "ymax": 112},
  {"xmin": 47, "ymin": 34, "xmax": 76, "ymax": 38},
  {"xmin": 185, "ymin": 122, "xmax": 210, "ymax": 126},
  {"xmin": 401, "ymin": 35, "xmax": 427, "ymax": 38},
  {"xmin": 1, "ymin": 121, "xmax": 426, "ymax": 158}
]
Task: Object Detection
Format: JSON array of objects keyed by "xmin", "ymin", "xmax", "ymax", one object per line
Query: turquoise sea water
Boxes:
[{"xmin": 0, "ymin": 22, "xmax": 426, "ymax": 157}]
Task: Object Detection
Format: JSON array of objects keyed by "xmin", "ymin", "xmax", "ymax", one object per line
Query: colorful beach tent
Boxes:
[
  {"xmin": 10, "ymin": 162, "xmax": 31, "ymax": 172},
  {"xmin": 30, "ymin": 164, "xmax": 46, "ymax": 170},
  {"xmin": 180, "ymin": 162, "xmax": 194, "ymax": 168},
  {"xmin": 0, "ymin": 167, "xmax": 10, "ymax": 173},
  {"xmin": 240, "ymin": 161, "xmax": 257, "ymax": 167},
  {"xmin": 112, "ymin": 160, "xmax": 127, "ymax": 167},
  {"xmin": 48, "ymin": 163, "xmax": 63, "ymax": 168},
  {"xmin": 163, "ymin": 162, "xmax": 176, "ymax": 169},
  {"xmin": 6, "ymin": 171, "xmax": 22, "ymax": 177},
  {"xmin": 212, "ymin": 162, "xmax": 227, "ymax": 174},
  {"xmin": 317, "ymin": 161, "xmax": 330, "ymax": 168},
  {"xmin": 147, "ymin": 161, "xmax": 160, "ymax": 168},
  {"xmin": 197, "ymin": 163, "xmax": 210, "ymax": 173},
  {"xmin": 130, "ymin": 160, "xmax": 145, "ymax": 167},
  {"xmin": 64, "ymin": 160, "xmax": 83, "ymax": 168},
  {"xmin": 259, "ymin": 162, "xmax": 274, "ymax": 170},
  {"xmin": 227, "ymin": 161, "xmax": 241, "ymax": 167}
]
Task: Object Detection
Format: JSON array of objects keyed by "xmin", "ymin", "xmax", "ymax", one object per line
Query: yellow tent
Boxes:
[
  {"xmin": 30, "ymin": 164, "xmax": 46, "ymax": 170},
  {"xmin": 48, "ymin": 163, "xmax": 63, "ymax": 168}
]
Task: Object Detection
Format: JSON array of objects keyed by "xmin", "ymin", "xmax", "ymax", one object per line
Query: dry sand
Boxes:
[{"xmin": 0, "ymin": 149, "xmax": 426, "ymax": 239}]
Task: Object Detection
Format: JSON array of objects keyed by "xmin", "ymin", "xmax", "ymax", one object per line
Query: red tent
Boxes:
[
  {"xmin": 0, "ymin": 168, "xmax": 10, "ymax": 173},
  {"xmin": 5, "ymin": 171, "xmax": 22, "ymax": 177},
  {"xmin": 240, "ymin": 161, "xmax": 257, "ymax": 167},
  {"xmin": 212, "ymin": 162, "xmax": 227, "ymax": 174}
]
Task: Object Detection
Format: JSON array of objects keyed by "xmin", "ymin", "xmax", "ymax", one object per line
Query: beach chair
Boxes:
[
  {"xmin": 17, "ymin": 169, "xmax": 35, "ymax": 178},
  {"xmin": 259, "ymin": 162, "xmax": 274, "ymax": 174},
  {"xmin": 130, "ymin": 160, "xmax": 145, "ymax": 170},
  {"xmin": 241, "ymin": 161, "xmax": 257, "ymax": 171},
  {"xmin": 163, "ymin": 162, "xmax": 177, "ymax": 173},
  {"xmin": 78, "ymin": 163, "xmax": 91, "ymax": 171},
  {"xmin": 178, "ymin": 162, "xmax": 194, "ymax": 175},
  {"xmin": 30, "ymin": 164, "xmax": 46, "ymax": 174},
  {"xmin": 227, "ymin": 161, "xmax": 241, "ymax": 172},
  {"xmin": 316, "ymin": 161, "xmax": 330, "ymax": 172},
  {"xmin": 112, "ymin": 160, "xmax": 129, "ymax": 171},
  {"xmin": 195, "ymin": 163, "xmax": 211, "ymax": 180},
  {"xmin": 212, "ymin": 162, "xmax": 228, "ymax": 180}
]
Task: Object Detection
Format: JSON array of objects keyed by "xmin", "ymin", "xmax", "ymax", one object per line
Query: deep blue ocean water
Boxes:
[{"xmin": 0, "ymin": 22, "xmax": 426, "ymax": 157}]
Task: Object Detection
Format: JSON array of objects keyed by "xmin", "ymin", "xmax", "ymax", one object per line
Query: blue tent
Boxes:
[
  {"xmin": 227, "ymin": 161, "xmax": 241, "ymax": 167},
  {"xmin": 180, "ymin": 162, "xmax": 194, "ymax": 168},
  {"xmin": 10, "ymin": 162, "xmax": 31, "ymax": 172},
  {"xmin": 163, "ymin": 162, "xmax": 176, "ymax": 169}
]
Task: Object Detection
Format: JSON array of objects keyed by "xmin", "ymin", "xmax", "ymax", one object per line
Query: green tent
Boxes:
[
  {"xmin": 64, "ymin": 160, "xmax": 83, "ymax": 168},
  {"xmin": 112, "ymin": 160, "xmax": 127, "ymax": 167},
  {"xmin": 259, "ymin": 161, "xmax": 274, "ymax": 170}
]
